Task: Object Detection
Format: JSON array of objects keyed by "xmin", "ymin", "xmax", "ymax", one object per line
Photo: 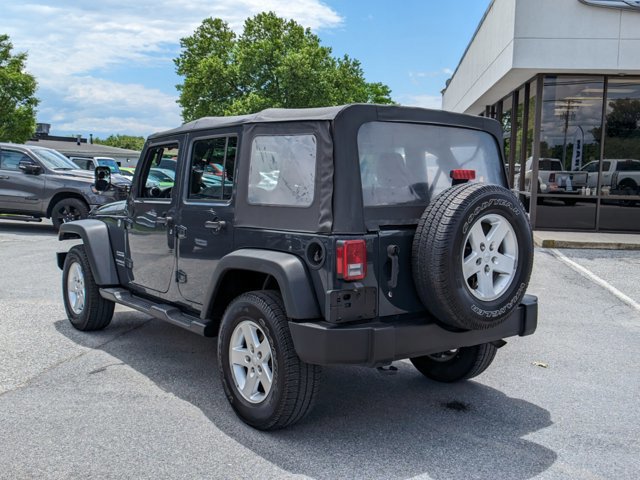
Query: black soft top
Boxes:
[
  {"xmin": 150, "ymin": 104, "xmax": 504, "ymax": 234},
  {"xmin": 149, "ymin": 104, "xmax": 502, "ymax": 141}
]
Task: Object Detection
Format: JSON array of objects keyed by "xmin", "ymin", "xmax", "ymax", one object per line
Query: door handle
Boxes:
[
  {"xmin": 204, "ymin": 220, "xmax": 226, "ymax": 232},
  {"xmin": 0, "ymin": 175, "xmax": 9, "ymax": 179},
  {"xmin": 155, "ymin": 215, "xmax": 172, "ymax": 226}
]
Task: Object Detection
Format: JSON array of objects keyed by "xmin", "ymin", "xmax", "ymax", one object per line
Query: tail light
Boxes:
[
  {"xmin": 450, "ymin": 169, "xmax": 476, "ymax": 181},
  {"xmin": 336, "ymin": 240, "xmax": 367, "ymax": 281},
  {"xmin": 548, "ymin": 173, "xmax": 556, "ymax": 182}
]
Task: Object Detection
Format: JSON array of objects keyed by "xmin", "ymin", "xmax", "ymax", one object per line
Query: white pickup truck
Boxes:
[
  {"xmin": 580, "ymin": 159, "xmax": 640, "ymax": 195},
  {"xmin": 515, "ymin": 158, "xmax": 588, "ymax": 194}
]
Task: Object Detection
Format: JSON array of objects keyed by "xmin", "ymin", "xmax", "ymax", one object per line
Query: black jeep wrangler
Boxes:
[{"xmin": 56, "ymin": 104, "xmax": 536, "ymax": 430}]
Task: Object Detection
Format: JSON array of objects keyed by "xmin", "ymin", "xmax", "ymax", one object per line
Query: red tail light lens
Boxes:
[
  {"xmin": 450, "ymin": 169, "xmax": 476, "ymax": 180},
  {"xmin": 336, "ymin": 240, "xmax": 367, "ymax": 281}
]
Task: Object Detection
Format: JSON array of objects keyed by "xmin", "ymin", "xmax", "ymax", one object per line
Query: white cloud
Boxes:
[
  {"xmin": 409, "ymin": 68, "xmax": 454, "ymax": 85},
  {"xmin": 399, "ymin": 94, "xmax": 443, "ymax": 110},
  {"xmin": 3, "ymin": 0, "xmax": 343, "ymax": 137}
]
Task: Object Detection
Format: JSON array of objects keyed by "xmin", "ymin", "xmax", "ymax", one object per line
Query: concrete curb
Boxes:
[{"xmin": 533, "ymin": 231, "xmax": 640, "ymax": 250}]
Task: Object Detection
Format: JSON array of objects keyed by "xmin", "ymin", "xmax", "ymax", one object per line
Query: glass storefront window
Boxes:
[
  {"xmin": 534, "ymin": 76, "xmax": 605, "ymax": 230},
  {"xmin": 501, "ymin": 95, "xmax": 515, "ymax": 187},
  {"xmin": 514, "ymin": 88, "xmax": 526, "ymax": 193},
  {"xmin": 540, "ymin": 76, "xmax": 604, "ymax": 195},
  {"xmin": 599, "ymin": 78, "xmax": 640, "ymax": 231}
]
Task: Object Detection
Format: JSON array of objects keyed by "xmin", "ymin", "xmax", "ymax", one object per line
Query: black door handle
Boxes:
[{"xmin": 204, "ymin": 220, "xmax": 226, "ymax": 232}]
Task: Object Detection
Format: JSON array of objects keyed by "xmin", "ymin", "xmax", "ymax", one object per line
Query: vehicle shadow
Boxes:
[
  {"xmin": 0, "ymin": 220, "xmax": 56, "ymax": 236},
  {"xmin": 56, "ymin": 316, "xmax": 557, "ymax": 480}
]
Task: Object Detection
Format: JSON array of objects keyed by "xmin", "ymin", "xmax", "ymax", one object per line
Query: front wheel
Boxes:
[
  {"xmin": 217, "ymin": 291, "xmax": 320, "ymax": 430},
  {"xmin": 410, "ymin": 343, "xmax": 498, "ymax": 383},
  {"xmin": 51, "ymin": 197, "xmax": 89, "ymax": 231},
  {"xmin": 62, "ymin": 245, "xmax": 114, "ymax": 331}
]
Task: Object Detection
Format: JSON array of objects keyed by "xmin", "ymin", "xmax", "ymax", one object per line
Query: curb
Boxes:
[{"xmin": 533, "ymin": 235, "xmax": 640, "ymax": 250}]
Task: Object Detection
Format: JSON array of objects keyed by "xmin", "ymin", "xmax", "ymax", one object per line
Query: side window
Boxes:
[
  {"xmin": 601, "ymin": 161, "xmax": 610, "ymax": 172},
  {"xmin": 0, "ymin": 150, "xmax": 29, "ymax": 171},
  {"xmin": 248, "ymin": 134, "xmax": 316, "ymax": 207},
  {"xmin": 187, "ymin": 135, "xmax": 237, "ymax": 201},
  {"xmin": 136, "ymin": 143, "xmax": 179, "ymax": 199}
]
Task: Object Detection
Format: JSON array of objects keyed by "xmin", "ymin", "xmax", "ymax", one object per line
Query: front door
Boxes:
[
  {"xmin": 177, "ymin": 133, "xmax": 238, "ymax": 305},
  {"xmin": 125, "ymin": 139, "xmax": 182, "ymax": 294},
  {"xmin": 0, "ymin": 148, "xmax": 45, "ymax": 212}
]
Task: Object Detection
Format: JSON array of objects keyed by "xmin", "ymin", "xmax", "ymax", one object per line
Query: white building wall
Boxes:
[
  {"xmin": 442, "ymin": 0, "xmax": 517, "ymax": 113},
  {"xmin": 443, "ymin": 0, "xmax": 640, "ymax": 114}
]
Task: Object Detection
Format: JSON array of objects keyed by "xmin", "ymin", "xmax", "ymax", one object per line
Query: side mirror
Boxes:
[
  {"xmin": 94, "ymin": 166, "xmax": 111, "ymax": 192},
  {"xmin": 18, "ymin": 158, "xmax": 41, "ymax": 175}
]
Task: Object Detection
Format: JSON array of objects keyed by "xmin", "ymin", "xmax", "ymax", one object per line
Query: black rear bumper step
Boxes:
[
  {"xmin": 289, "ymin": 294, "xmax": 538, "ymax": 367},
  {"xmin": 99, "ymin": 288, "xmax": 214, "ymax": 336}
]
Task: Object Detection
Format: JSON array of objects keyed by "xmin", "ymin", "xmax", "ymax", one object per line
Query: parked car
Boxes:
[
  {"xmin": 56, "ymin": 105, "xmax": 537, "ymax": 430},
  {"xmin": 0, "ymin": 143, "xmax": 130, "ymax": 230},
  {"xmin": 581, "ymin": 159, "xmax": 640, "ymax": 195},
  {"xmin": 70, "ymin": 156, "xmax": 120, "ymax": 173},
  {"xmin": 119, "ymin": 166, "xmax": 136, "ymax": 179},
  {"xmin": 514, "ymin": 157, "xmax": 588, "ymax": 195}
]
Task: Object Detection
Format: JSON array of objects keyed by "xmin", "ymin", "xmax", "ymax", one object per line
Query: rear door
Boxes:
[
  {"xmin": 125, "ymin": 139, "xmax": 182, "ymax": 294},
  {"xmin": 0, "ymin": 148, "xmax": 45, "ymax": 212},
  {"xmin": 176, "ymin": 132, "xmax": 238, "ymax": 305}
]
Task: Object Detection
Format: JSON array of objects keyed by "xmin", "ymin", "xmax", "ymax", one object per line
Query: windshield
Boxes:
[
  {"xmin": 96, "ymin": 158, "xmax": 121, "ymax": 173},
  {"xmin": 30, "ymin": 148, "xmax": 79, "ymax": 170},
  {"xmin": 357, "ymin": 122, "xmax": 504, "ymax": 206}
]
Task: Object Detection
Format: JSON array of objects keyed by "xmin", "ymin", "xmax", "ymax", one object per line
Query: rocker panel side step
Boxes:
[
  {"xmin": 0, "ymin": 215, "xmax": 42, "ymax": 222},
  {"xmin": 99, "ymin": 287, "xmax": 214, "ymax": 336}
]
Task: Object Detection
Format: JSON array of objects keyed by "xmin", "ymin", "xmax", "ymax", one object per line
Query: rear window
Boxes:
[{"xmin": 357, "ymin": 122, "xmax": 503, "ymax": 206}]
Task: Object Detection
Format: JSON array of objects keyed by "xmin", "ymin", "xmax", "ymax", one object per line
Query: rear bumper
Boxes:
[{"xmin": 289, "ymin": 294, "xmax": 538, "ymax": 367}]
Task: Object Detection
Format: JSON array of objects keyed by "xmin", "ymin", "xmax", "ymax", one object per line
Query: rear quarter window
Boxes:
[{"xmin": 248, "ymin": 134, "xmax": 316, "ymax": 207}]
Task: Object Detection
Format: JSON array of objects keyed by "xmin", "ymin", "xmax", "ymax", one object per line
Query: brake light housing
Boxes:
[
  {"xmin": 336, "ymin": 240, "xmax": 367, "ymax": 281},
  {"xmin": 450, "ymin": 169, "xmax": 476, "ymax": 181}
]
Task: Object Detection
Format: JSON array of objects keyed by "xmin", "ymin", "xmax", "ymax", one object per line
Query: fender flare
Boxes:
[
  {"xmin": 57, "ymin": 219, "xmax": 119, "ymax": 286},
  {"xmin": 203, "ymin": 249, "xmax": 320, "ymax": 320}
]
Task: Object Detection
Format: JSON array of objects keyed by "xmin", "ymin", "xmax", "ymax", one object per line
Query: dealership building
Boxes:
[{"xmin": 442, "ymin": 0, "xmax": 640, "ymax": 232}]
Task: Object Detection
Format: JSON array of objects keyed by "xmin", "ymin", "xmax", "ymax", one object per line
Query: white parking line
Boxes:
[{"xmin": 550, "ymin": 248, "xmax": 640, "ymax": 313}]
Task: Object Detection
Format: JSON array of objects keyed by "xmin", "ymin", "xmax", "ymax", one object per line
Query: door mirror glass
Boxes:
[
  {"xmin": 94, "ymin": 166, "xmax": 111, "ymax": 192},
  {"xmin": 18, "ymin": 158, "xmax": 41, "ymax": 174}
]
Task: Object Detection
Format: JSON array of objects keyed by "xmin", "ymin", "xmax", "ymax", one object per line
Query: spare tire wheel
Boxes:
[{"xmin": 412, "ymin": 183, "xmax": 533, "ymax": 330}]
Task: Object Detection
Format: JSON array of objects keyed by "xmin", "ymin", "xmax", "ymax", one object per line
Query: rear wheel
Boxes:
[
  {"xmin": 62, "ymin": 245, "xmax": 114, "ymax": 331},
  {"xmin": 51, "ymin": 197, "xmax": 89, "ymax": 231},
  {"xmin": 217, "ymin": 291, "xmax": 320, "ymax": 430},
  {"xmin": 410, "ymin": 343, "xmax": 498, "ymax": 382}
]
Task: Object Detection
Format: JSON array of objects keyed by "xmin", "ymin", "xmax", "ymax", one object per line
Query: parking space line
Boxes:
[{"xmin": 550, "ymin": 248, "xmax": 640, "ymax": 313}]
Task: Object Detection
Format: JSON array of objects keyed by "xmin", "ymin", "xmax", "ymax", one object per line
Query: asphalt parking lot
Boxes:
[{"xmin": 1, "ymin": 220, "xmax": 639, "ymax": 480}]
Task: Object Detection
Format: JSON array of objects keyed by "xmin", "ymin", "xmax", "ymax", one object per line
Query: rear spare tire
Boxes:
[{"xmin": 412, "ymin": 183, "xmax": 533, "ymax": 330}]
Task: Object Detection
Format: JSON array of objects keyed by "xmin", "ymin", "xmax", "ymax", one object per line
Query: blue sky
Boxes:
[{"xmin": 1, "ymin": 0, "xmax": 491, "ymax": 139}]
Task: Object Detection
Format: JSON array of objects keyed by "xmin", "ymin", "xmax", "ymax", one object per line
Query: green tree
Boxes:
[
  {"xmin": 93, "ymin": 134, "xmax": 145, "ymax": 151},
  {"xmin": 0, "ymin": 34, "xmax": 38, "ymax": 143},
  {"xmin": 174, "ymin": 12, "xmax": 393, "ymax": 121}
]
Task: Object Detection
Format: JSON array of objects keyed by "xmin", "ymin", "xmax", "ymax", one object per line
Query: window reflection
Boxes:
[{"xmin": 599, "ymin": 78, "xmax": 640, "ymax": 230}]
